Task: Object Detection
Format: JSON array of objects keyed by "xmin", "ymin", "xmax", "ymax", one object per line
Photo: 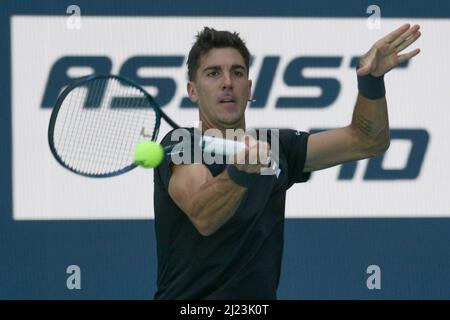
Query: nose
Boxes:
[{"xmin": 222, "ymin": 72, "xmax": 232, "ymax": 89}]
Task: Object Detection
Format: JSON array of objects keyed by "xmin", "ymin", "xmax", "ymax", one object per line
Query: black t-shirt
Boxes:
[{"xmin": 153, "ymin": 128, "xmax": 310, "ymax": 300}]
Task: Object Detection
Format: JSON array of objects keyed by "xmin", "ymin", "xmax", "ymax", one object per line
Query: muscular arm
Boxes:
[
  {"xmin": 168, "ymin": 164, "xmax": 246, "ymax": 237},
  {"xmin": 167, "ymin": 136, "xmax": 269, "ymax": 237},
  {"xmin": 304, "ymin": 23, "xmax": 421, "ymax": 173},
  {"xmin": 304, "ymin": 94, "xmax": 389, "ymax": 172}
]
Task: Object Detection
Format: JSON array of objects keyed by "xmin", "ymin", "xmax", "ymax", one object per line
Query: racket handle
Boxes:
[
  {"xmin": 201, "ymin": 135, "xmax": 246, "ymax": 156},
  {"xmin": 164, "ymin": 136, "xmax": 278, "ymax": 173},
  {"xmin": 164, "ymin": 136, "xmax": 246, "ymax": 157}
]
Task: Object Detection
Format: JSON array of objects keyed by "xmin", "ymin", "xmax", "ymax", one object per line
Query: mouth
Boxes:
[
  {"xmin": 218, "ymin": 99, "xmax": 238, "ymax": 111},
  {"xmin": 219, "ymin": 98, "xmax": 236, "ymax": 104}
]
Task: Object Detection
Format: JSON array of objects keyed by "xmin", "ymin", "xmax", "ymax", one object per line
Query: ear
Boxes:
[
  {"xmin": 187, "ymin": 81, "xmax": 198, "ymax": 103},
  {"xmin": 247, "ymin": 79, "xmax": 253, "ymax": 100}
]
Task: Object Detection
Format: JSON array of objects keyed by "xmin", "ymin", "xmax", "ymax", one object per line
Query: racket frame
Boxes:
[{"xmin": 48, "ymin": 74, "xmax": 177, "ymax": 178}]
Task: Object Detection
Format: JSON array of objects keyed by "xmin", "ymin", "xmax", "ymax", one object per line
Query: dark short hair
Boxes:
[{"xmin": 187, "ymin": 27, "xmax": 250, "ymax": 81}]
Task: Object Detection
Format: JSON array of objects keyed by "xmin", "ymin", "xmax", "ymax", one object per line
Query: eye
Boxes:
[
  {"xmin": 207, "ymin": 70, "xmax": 219, "ymax": 77},
  {"xmin": 234, "ymin": 70, "xmax": 244, "ymax": 77}
]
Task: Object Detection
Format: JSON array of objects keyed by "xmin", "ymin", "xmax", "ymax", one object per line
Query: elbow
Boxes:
[
  {"xmin": 367, "ymin": 137, "xmax": 390, "ymax": 157},
  {"xmin": 354, "ymin": 124, "xmax": 390, "ymax": 158},
  {"xmin": 380, "ymin": 138, "xmax": 391, "ymax": 154}
]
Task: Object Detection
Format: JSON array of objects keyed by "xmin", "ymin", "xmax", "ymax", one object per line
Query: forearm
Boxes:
[
  {"xmin": 189, "ymin": 168, "xmax": 247, "ymax": 236},
  {"xmin": 351, "ymin": 93, "xmax": 390, "ymax": 155}
]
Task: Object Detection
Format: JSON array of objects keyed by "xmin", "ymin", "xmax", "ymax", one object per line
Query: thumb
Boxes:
[
  {"xmin": 243, "ymin": 135, "xmax": 250, "ymax": 149},
  {"xmin": 356, "ymin": 64, "xmax": 371, "ymax": 76},
  {"xmin": 243, "ymin": 135, "xmax": 256, "ymax": 148}
]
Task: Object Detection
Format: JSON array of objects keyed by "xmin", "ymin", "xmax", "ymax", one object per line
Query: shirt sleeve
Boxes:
[
  {"xmin": 153, "ymin": 129, "xmax": 178, "ymax": 190},
  {"xmin": 154, "ymin": 127, "xmax": 198, "ymax": 190},
  {"xmin": 279, "ymin": 129, "xmax": 311, "ymax": 189}
]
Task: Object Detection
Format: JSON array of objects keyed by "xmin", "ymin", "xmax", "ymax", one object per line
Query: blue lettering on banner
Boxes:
[
  {"xmin": 119, "ymin": 56, "xmax": 184, "ymax": 107},
  {"xmin": 276, "ymin": 56, "xmax": 342, "ymax": 108},
  {"xmin": 310, "ymin": 128, "xmax": 429, "ymax": 180},
  {"xmin": 40, "ymin": 55, "xmax": 410, "ymax": 109},
  {"xmin": 41, "ymin": 56, "xmax": 112, "ymax": 108}
]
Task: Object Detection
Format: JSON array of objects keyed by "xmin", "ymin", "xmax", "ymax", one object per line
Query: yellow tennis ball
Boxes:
[{"xmin": 134, "ymin": 141, "xmax": 164, "ymax": 168}]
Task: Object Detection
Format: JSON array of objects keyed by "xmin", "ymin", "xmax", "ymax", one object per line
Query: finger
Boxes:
[
  {"xmin": 243, "ymin": 135, "xmax": 254, "ymax": 148},
  {"xmin": 356, "ymin": 64, "xmax": 372, "ymax": 76},
  {"xmin": 248, "ymin": 135, "xmax": 258, "ymax": 150},
  {"xmin": 398, "ymin": 48, "xmax": 421, "ymax": 63},
  {"xmin": 389, "ymin": 24, "xmax": 420, "ymax": 49},
  {"xmin": 381, "ymin": 23, "xmax": 410, "ymax": 43},
  {"xmin": 257, "ymin": 142, "xmax": 270, "ymax": 165},
  {"xmin": 236, "ymin": 136, "xmax": 250, "ymax": 165},
  {"xmin": 235, "ymin": 142, "xmax": 248, "ymax": 165},
  {"xmin": 395, "ymin": 30, "xmax": 421, "ymax": 53},
  {"xmin": 248, "ymin": 140, "xmax": 259, "ymax": 165}
]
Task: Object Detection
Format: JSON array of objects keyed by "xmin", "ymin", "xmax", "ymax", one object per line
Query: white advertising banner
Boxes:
[{"xmin": 11, "ymin": 16, "xmax": 449, "ymax": 219}]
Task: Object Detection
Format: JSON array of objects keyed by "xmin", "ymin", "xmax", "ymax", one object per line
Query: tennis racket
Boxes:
[{"xmin": 48, "ymin": 74, "xmax": 246, "ymax": 178}]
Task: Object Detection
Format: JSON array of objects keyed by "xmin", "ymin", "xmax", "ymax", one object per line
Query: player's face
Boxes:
[{"xmin": 188, "ymin": 48, "xmax": 252, "ymax": 130}]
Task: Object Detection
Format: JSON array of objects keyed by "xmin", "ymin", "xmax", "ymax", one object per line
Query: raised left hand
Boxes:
[{"xmin": 357, "ymin": 24, "xmax": 421, "ymax": 77}]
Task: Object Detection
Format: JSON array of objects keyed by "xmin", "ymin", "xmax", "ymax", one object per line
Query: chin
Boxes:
[{"xmin": 219, "ymin": 116, "xmax": 243, "ymax": 128}]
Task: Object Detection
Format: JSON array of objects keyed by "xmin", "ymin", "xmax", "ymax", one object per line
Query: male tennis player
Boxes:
[{"xmin": 153, "ymin": 25, "xmax": 421, "ymax": 299}]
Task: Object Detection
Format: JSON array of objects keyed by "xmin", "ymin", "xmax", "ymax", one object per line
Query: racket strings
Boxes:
[
  {"xmin": 113, "ymin": 83, "xmax": 156, "ymax": 172},
  {"xmin": 115, "ymin": 84, "xmax": 144, "ymax": 171},
  {"xmin": 65, "ymin": 80, "xmax": 110, "ymax": 172},
  {"xmin": 83, "ymin": 79, "xmax": 118, "ymax": 173},
  {"xmin": 77, "ymin": 79, "xmax": 108, "ymax": 173},
  {"xmin": 66, "ymin": 79, "xmax": 154, "ymax": 174},
  {"xmin": 85, "ymin": 79, "xmax": 112, "ymax": 174},
  {"xmin": 60, "ymin": 82, "xmax": 90, "ymax": 169},
  {"xmin": 52, "ymin": 77, "xmax": 158, "ymax": 175},
  {"xmin": 92, "ymin": 79, "xmax": 127, "ymax": 173}
]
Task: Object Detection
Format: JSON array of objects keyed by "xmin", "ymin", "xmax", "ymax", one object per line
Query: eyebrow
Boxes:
[{"xmin": 202, "ymin": 64, "xmax": 246, "ymax": 73}]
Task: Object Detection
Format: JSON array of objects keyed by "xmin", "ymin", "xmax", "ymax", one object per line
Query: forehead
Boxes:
[{"xmin": 198, "ymin": 47, "xmax": 246, "ymax": 69}]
